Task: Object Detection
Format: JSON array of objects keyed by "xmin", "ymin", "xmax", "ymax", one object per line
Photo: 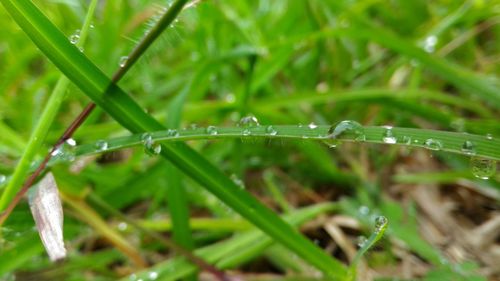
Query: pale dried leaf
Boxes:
[{"xmin": 28, "ymin": 172, "xmax": 66, "ymax": 261}]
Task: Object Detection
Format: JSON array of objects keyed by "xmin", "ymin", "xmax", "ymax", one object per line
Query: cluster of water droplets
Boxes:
[
  {"xmin": 356, "ymin": 214, "xmax": 388, "ymax": 248},
  {"xmin": 141, "ymin": 133, "xmax": 161, "ymax": 156},
  {"xmin": 323, "ymin": 120, "xmax": 365, "ymax": 148}
]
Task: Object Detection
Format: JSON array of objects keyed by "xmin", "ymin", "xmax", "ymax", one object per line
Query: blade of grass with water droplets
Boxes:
[
  {"xmin": 0, "ymin": 1, "xmax": 346, "ymax": 277},
  {"xmin": 28, "ymin": 172, "xmax": 66, "ymax": 262}
]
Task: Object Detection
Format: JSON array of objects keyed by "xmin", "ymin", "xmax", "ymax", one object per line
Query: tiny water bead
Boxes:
[
  {"xmin": 423, "ymin": 35, "xmax": 438, "ymax": 53},
  {"xmin": 141, "ymin": 133, "xmax": 161, "ymax": 156},
  {"xmin": 0, "ymin": 174, "xmax": 6, "ymax": 185},
  {"xmin": 148, "ymin": 271, "xmax": 158, "ymax": 280},
  {"xmin": 68, "ymin": 30, "xmax": 80, "ymax": 44},
  {"xmin": 486, "ymin": 134, "xmax": 493, "ymax": 140},
  {"xmin": 424, "ymin": 139, "xmax": 443, "ymax": 151},
  {"xmin": 51, "ymin": 139, "xmax": 77, "ymax": 161},
  {"xmin": 401, "ymin": 135, "xmax": 412, "ymax": 145},
  {"xmin": 94, "ymin": 140, "xmax": 108, "ymax": 152},
  {"xmin": 382, "ymin": 126, "xmax": 396, "ymax": 144},
  {"xmin": 461, "ymin": 140, "xmax": 476, "ymax": 155},
  {"xmin": 265, "ymin": 125, "xmax": 278, "ymax": 136},
  {"xmin": 357, "ymin": 236, "xmax": 368, "ymax": 248},
  {"xmin": 324, "ymin": 120, "xmax": 365, "ymax": 148},
  {"xmin": 470, "ymin": 157, "xmax": 497, "ymax": 180},
  {"xmin": 119, "ymin": 56, "xmax": 129, "ymax": 67},
  {"xmin": 166, "ymin": 129, "xmax": 179, "ymax": 137},
  {"xmin": 206, "ymin": 126, "xmax": 218, "ymax": 135},
  {"xmin": 238, "ymin": 115, "xmax": 260, "ymax": 128},
  {"xmin": 308, "ymin": 122, "xmax": 318, "ymax": 129}
]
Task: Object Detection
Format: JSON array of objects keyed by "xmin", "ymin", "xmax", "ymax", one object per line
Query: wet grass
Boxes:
[{"xmin": 0, "ymin": 0, "xmax": 499, "ymax": 280}]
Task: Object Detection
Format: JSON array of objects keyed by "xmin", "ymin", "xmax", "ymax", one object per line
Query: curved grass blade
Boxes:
[
  {"xmin": 0, "ymin": 1, "xmax": 346, "ymax": 277},
  {"xmin": 70, "ymin": 125, "xmax": 500, "ymax": 161}
]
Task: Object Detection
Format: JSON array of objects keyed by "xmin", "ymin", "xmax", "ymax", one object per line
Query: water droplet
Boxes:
[
  {"xmin": 66, "ymin": 138, "xmax": 77, "ymax": 147},
  {"xmin": 308, "ymin": 123, "xmax": 318, "ymax": 129},
  {"xmin": 461, "ymin": 141, "xmax": 476, "ymax": 155},
  {"xmin": 206, "ymin": 126, "xmax": 218, "ymax": 135},
  {"xmin": 486, "ymin": 134, "xmax": 493, "ymax": 140},
  {"xmin": 470, "ymin": 157, "xmax": 496, "ymax": 180},
  {"xmin": 358, "ymin": 205, "xmax": 370, "ymax": 216},
  {"xmin": 382, "ymin": 126, "xmax": 396, "ymax": 144},
  {"xmin": 69, "ymin": 30, "xmax": 80, "ymax": 44},
  {"xmin": 148, "ymin": 271, "xmax": 158, "ymax": 280},
  {"xmin": 357, "ymin": 236, "xmax": 367, "ymax": 248},
  {"xmin": 95, "ymin": 140, "xmax": 108, "ymax": 152},
  {"xmin": 142, "ymin": 133, "xmax": 161, "ymax": 156},
  {"xmin": 230, "ymin": 174, "xmax": 245, "ymax": 189},
  {"xmin": 238, "ymin": 115, "xmax": 260, "ymax": 128},
  {"xmin": 424, "ymin": 139, "xmax": 442, "ymax": 151},
  {"xmin": 374, "ymin": 216, "xmax": 388, "ymax": 233},
  {"xmin": 242, "ymin": 129, "xmax": 251, "ymax": 136},
  {"xmin": 117, "ymin": 222, "xmax": 128, "ymax": 231},
  {"xmin": 119, "ymin": 56, "xmax": 129, "ymax": 67},
  {"xmin": 265, "ymin": 125, "xmax": 277, "ymax": 136},
  {"xmin": 402, "ymin": 136, "xmax": 412, "ymax": 145},
  {"xmin": 0, "ymin": 174, "xmax": 6, "ymax": 185},
  {"xmin": 166, "ymin": 129, "xmax": 179, "ymax": 137},
  {"xmin": 423, "ymin": 35, "xmax": 438, "ymax": 53},
  {"xmin": 324, "ymin": 120, "xmax": 365, "ymax": 147}
]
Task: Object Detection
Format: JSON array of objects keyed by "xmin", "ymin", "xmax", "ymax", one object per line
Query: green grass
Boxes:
[{"xmin": 0, "ymin": 0, "xmax": 498, "ymax": 280}]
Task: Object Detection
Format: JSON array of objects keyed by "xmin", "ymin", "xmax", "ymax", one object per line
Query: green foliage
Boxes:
[{"xmin": 0, "ymin": 0, "xmax": 497, "ymax": 280}]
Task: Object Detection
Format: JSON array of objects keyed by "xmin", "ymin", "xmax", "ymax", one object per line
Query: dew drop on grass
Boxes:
[
  {"xmin": 402, "ymin": 136, "xmax": 412, "ymax": 145},
  {"xmin": 358, "ymin": 205, "xmax": 370, "ymax": 216},
  {"xmin": 382, "ymin": 126, "xmax": 396, "ymax": 144},
  {"xmin": 0, "ymin": 174, "xmax": 6, "ymax": 185},
  {"xmin": 94, "ymin": 140, "xmax": 108, "ymax": 152},
  {"xmin": 374, "ymin": 216, "xmax": 388, "ymax": 233},
  {"xmin": 423, "ymin": 35, "xmax": 438, "ymax": 53},
  {"xmin": 141, "ymin": 133, "xmax": 161, "ymax": 156},
  {"xmin": 148, "ymin": 271, "xmax": 158, "ymax": 280},
  {"xmin": 265, "ymin": 125, "xmax": 278, "ymax": 136},
  {"xmin": 424, "ymin": 139, "xmax": 442, "ymax": 151},
  {"xmin": 206, "ymin": 126, "xmax": 218, "ymax": 135},
  {"xmin": 166, "ymin": 129, "xmax": 179, "ymax": 137},
  {"xmin": 486, "ymin": 134, "xmax": 493, "ymax": 140},
  {"xmin": 308, "ymin": 122, "xmax": 318, "ymax": 129},
  {"xmin": 324, "ymin": 120, "xmax": 365, "ymax": 147},
  {"xmin": 69, "ymin": 30, "xmax": 80, "ymax": 44},
  {"xmin": 357, "ymin": 236, "xmax": 367, "ymax": 248},
  {"xmin": 461, "ymin": 140, "xmax": 476, "ymax": 155},
  {"xmin": 119, "ymin": 56, "xmax": 129, "ymax": 67},
  {"xmin": 470, "ymin": 157, "xmax": 497, "ymax": 179},
  {"xmin": 238, "ymin": 115, "xmax": 260, "ymax": 128}
]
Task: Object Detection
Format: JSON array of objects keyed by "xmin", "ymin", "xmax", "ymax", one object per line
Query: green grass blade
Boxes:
[
  {"xmin": 0, "ymin": 1, "xmax": 346, "ymax": 277},
  {"xmin": 71, "ymin": 125, "xmax": 500, "ymax": 161},
  {"xmin": 0, "ymin": 0, "xmax": 98, "ymax": 210}
]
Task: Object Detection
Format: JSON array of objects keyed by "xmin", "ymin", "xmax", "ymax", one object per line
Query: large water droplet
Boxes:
[
  {"xmin": 470, "ymin": 157, "xmax": 496, "ymax": 179},
  {"xmin": 142, "ymin": 133, "xmax": 161, "ymax": 156},
  {"xmin": 95, "ymin": 140, "xmax": 108, "ymax": 152},
  {"xmin": 461, "ymin": 140, "xmax": 476, "ymax": 155},
  {"xmin": 374, "ymin": 216, "xmax": 388, "ymax": 233},
  {"xmin": 324, "ymin": 120, "xmax": 365, "ymax": 147},
  {"xmin": 51, "ymin": 139, "xmax": 77, "ymax": 162},
  {"xmin": 69, "ymin": 30, "xmax": 80, "ymax": 44},
  {"xmin": 119, "ymin": 56, "xmax": 129, "ymax": 67},
  {"xmin": 382, "ymin": 126, "xmax": 396, "ymax": 144},
  {"xmin": 206, "ymin": 126, "xmax": 218, "ymax": 135},
  {"xmin": 238, "ymin": 115, "xmax": 260, "ymax": 128},
  {"xmin": 265, "ymin": 125, "xmax": 277, "ymax": 136},
  {"xmin": 424, "ymin": 139, "xmax": 442, "ymax": 151}
]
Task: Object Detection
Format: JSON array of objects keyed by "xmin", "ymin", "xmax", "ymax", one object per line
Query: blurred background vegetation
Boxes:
[{"xmin": 0, "ymin": 0, "xmax": 499, "ymax": 280}]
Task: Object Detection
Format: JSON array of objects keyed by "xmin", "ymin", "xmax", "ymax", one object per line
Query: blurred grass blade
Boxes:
[
  {"xmin": 0, "ymin": 0, "xmax": 98, "ymax": 211},
  {"xmin": 27, "ymin": 172, "xmax": 66, "ymax": 262},
  {"xmin": 0, "ymin": 0, "xmax": 346, "ymax": 277}
]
